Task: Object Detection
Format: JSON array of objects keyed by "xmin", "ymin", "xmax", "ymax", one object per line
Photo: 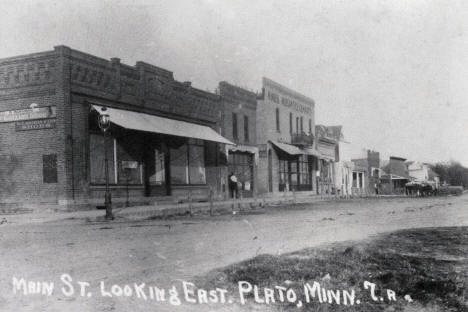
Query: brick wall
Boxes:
[
  {"xmin": 0, "ymin": 46, "xmax": 228, "ymax": 207},
  {"xmin": 0, "ymin": 49, "xmax": 65, "ymax": 204}
]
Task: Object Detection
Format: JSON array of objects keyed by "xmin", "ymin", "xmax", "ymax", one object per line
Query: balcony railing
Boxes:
[{"xmin": 291, "ymin": 132, "xmax": 314, "ymax": 147}]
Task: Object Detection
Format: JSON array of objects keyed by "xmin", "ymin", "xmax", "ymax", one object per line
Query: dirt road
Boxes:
[{"xmin": 0, "ymin": 195, "xmax": 467, "ymax": 311}]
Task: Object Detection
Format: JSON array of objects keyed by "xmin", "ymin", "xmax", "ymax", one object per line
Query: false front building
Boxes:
[
  {"xmin": 0, "ymin": 46, "xmax": 232, "ymax": 210},
  {"xmin": 256, "ymin": 78, "xmax": 319, "ymax": 194}
]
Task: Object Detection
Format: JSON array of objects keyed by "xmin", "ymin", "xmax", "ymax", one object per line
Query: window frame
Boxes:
[{"xmin": 275, "ymin": 107, "xmax": 280, "ymax": 132}]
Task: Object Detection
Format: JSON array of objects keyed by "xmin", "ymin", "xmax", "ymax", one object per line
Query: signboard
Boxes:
[
  {"xmin": 0, "ymin": 106, "xmax": 56, "ymax": 123},
  {"xmin": 15, "ymin": 119, "xmax": 56, "ymax": 131}
]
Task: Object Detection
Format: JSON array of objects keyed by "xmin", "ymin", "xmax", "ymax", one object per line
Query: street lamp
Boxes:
[{"xmin": 98, "ymin": 107, "xmax": 113, "ymax": 220}]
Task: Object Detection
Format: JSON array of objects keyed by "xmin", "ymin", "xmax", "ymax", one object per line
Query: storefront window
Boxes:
[
  {"xmin": 279, "ymin": 159, "xmax": 289, "ymax": 186},
  {"xmin": 298, "ymin": 155, "xmax": 309, "ymax": 185},
  {"xmin": 89, "ymin": 133, "xmax": 116, "ymax": 184},
  {"xmin": 117, "ymin": 139, "xmax": 142, "ymax": 184},
  {"xmin": 290, "ymin": 160, "xmax": 298, "ymax": 186},
  {"xmin": 188, "ymin": 144, "xmax": 206, "ymax": 184},
  {"xmin": 170, "ymin": 144, "xmax": 188, "ymax": 184},
  {"xmin": 170, "ymin": 140, "xmax": 206, "ymax": 185}
]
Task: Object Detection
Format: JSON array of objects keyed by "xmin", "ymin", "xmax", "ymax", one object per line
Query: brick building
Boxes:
[
  {"xmin": 0, "ymin": 46, "xmax": 232, "ymax": 210},
  {"xmin": 256, "ymin": 77, "xmax": 318, "ymax": 194},
  {"xmin": 218, "ymin": 82, "xmax": 258, "ymax": 197}
]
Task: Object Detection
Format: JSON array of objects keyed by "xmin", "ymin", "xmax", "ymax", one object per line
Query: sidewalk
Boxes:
[{"xmin": 0, "ymin": 192, "xmax": 408, "ymax": 226}]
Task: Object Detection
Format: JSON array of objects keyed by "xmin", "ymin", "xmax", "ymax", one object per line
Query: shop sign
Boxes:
[
  {"xmin": 15, "ymin": 118, "xmax": 56, "ymax": 131},
  {"xmin": 0, "ymin": 106, "xmax": 56, "ymax": 123}
]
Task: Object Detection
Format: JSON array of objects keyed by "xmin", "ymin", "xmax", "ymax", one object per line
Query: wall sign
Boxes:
[
  {"xmin": 15, "ymin": 119, "xmax": 56, "ymax": 131},
  {"xmin": 0, "ymin": 106, "xmax": 56, "ymax": 123}
]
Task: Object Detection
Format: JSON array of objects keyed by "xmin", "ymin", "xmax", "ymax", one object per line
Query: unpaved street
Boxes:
[{"xmin": 1, "ymin": 195, "xmax": 467, "ymax": 312}]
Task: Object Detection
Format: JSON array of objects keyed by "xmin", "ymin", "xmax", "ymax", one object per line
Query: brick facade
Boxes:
[
  {"xmin": 0, "ymin": 46, "xmax": 227, "ymax": 209},
  {"xmin": 218, "ymin": 82, "xmax": 258, "ymax": 197}
]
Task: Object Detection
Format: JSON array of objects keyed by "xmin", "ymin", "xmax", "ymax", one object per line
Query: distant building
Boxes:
[
  {"xmin": 407, "ymin": 161, "xmax": 429, "ymax": 181},
  {"xmin": 315, "ymin": 125, "xmax": 342, "ymax": 195},
  {"xmin": 380, "ymin": 156, "xmax": 411, "ymax": 194},
  {"xmin": 351, "ymin": 150, "xmax": 381, "ymax": 195}
]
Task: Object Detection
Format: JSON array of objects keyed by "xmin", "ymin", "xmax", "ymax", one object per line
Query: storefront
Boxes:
[
  {"xmin": 218, "ymin": 82, "xmax": 258, "ymax": 198},
  {"xmin": 0, "ymin": 46, "xmax": 233, "ymax": 209},
  {"xmin": 269, "ymin": 141, "xmax": 317, "ymax": 192},
  {"xmin": 227, "ymin": 150, "xmax": 255, "ymax": 197},
  {"xmin": 256, "ymin": 78, "xmax": 317, "ymax": 194},
  {"xmin": 89, "ymin": 105, "xmax": 232, "ymax": 202}
]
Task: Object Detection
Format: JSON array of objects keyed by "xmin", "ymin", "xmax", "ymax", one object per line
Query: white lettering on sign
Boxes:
[
  {"xmin": 15, "ymin": 119, "xmax": 56, "ymax": 131},
  {"xmin": 0, "ymin": 106, "xmax": 56, "ymax": 123}
]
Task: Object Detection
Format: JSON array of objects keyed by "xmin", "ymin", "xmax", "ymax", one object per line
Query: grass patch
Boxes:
[{"xmin": 198, "ymin": 227, "xmax": 468, "ymax": 311}]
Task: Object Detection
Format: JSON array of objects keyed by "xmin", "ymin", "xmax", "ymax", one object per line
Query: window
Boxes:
[
  {"xmin": 232, "ymin": 113, "xmax": 238, "ymax": 140},
  {"xmin": 170, "ymin": 144, "xmax": 188, "ymax": 184},
  {"xmin": 43, "ymin": 154, "xmax": 57, "ymax": 183},
  {"xmin": 352, "ymin": 172, "xmax": 357, "ymax": 187},
  {"xmin": 290, "ymin": 160, "xmax": 298, "ymax": 186},
  {"xmin": 309, "ymin": 119, "xmax": 312, "ymax": 134},
  {"xmin": 89, "ymin": 133, "xmax": 116, "ymax": 184},
  {"xmin": 298, "ymin": 155, "xmax": 309, "ymax": 186},
  {"xmin": 170, "ymin": 140, "xmax": 206, "ymax": 185},
  {"xmin": 289, "ymin": 113, "xmax": 293, "ymax": 134},
  {"xmin": 117, "ymin": 139, "xmax": 143, "ymax": 184},
  {"xmin": 279, "ymin": 159, "xmax": 289, "ymax": 191},
  {"xmin": 275, "ymin": 108, "xmax": 280, "ymax": 132},
  {"xmin": 149, "ymin": 149, "xmax": 165, "ymax": 185},
  {"xmin": 296, "ymin": 117, "xmax": 299, "ymax": 134},
  {"xmin": 244, "ymin": 115, "xmax": 249, "ymax": 142},
  {"xmin": 188, "ymin": 143, "xmax": 206, "ymax": 184}
]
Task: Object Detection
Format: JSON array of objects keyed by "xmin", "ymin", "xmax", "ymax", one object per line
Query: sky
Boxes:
[{"xmin": 1, "ymin": 0, "xmax": 467, "ymax": 165}]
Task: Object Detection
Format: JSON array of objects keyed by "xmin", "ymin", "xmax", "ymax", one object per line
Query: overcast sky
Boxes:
[{"xmin": 1, "ymin": 0, "xmax": 467, "ymax": 165}]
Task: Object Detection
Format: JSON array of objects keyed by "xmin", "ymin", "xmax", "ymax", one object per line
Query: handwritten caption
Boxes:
[{"xmin": 12, "ymin": 274, "xmax": 414, "ymax": 307}]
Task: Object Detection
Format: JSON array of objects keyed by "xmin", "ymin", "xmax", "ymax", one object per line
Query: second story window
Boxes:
[
  {"xmin": 296, "ymin": 117, "xmax": 299, "ymax": 134},
  {"xmin": 309, "ymin": 119, "xmax": 312, "ymax": 134},
  {"xmin": 275, "ymin": 108, "xmax": 280, "ymax": 132},
  {"xmin": 300, "ymin": 117, "xmax": 304, "ymax": 133},
  {"xmin": 244, "ymin": 115, "xmax": 249, "ymax": 142},
  {"xmin": 289, "ymin": 113, "xmax": 293, "ymax": 134},
  {"xmin": 232, "ymin": 112, "xmax": 238, "ymax": 140}
]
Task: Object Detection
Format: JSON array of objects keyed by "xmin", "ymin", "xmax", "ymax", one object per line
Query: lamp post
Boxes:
[{"xmin": 98, "ymin": 107, "xmax": 113, "ymax": 220}]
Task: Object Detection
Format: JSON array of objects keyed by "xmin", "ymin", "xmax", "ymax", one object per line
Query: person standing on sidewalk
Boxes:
[{"xmin": 228, "ymin": 172, "xmax": 238, "ymax": 199}]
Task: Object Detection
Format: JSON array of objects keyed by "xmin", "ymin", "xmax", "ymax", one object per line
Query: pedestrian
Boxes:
[{"xmin": 228, "ymin": 172, "xmax": 238, "ymax": 199}]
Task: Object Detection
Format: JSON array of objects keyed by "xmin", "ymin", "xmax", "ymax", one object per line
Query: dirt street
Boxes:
[{"xmin": 0, "ymin": 195, "xmax": 467, "ymax": 312}]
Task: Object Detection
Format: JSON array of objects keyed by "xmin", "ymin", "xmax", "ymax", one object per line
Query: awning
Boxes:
[
  {"xmin": 270, "ymin": 141, "xmax": 304, "ymax": 155},
  {"xmin": 92, "ymin": 105, "xmax": 234, "ymax": 145}
]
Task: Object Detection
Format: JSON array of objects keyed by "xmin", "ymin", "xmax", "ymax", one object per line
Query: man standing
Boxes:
[{"xmin": 228, "ymin": 172, "xmax": 238, "ymax": 198}]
